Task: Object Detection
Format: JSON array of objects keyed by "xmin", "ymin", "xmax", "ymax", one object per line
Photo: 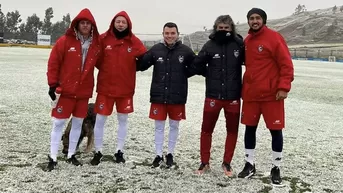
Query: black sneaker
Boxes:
[
  {"xmin": 271, "ymin": 166, "xmax": 282, "ymax": 186},
  {"xmin": 47, "ymin": 155, "xmax": 57, "ymax": 171},
  {"xmin": 238, "ymin": 162, "xmax": 256, "ymax": 178},
  {"xmin": 90, "ymin": 151, "xmax": 103, "ymax": 166},
  {"xmin": 114, "ymin": 150, "xmax": 125, "ymax": 163},
  {"xmin": 165, "ymin": 153, "xmax": 174, "ymax": 167},
  {"xmin": 66, "ymin": 155, "xmax": 82, "ymax": 166},
  {"xmin": 152, "ymin": 155, "xmax": 163, "ymax": 168}
]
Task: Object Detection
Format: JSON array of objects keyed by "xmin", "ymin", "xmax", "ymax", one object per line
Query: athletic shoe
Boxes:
[{"xmin": 237, "ymin": 162, "xmax": 256, "ymax": 178}]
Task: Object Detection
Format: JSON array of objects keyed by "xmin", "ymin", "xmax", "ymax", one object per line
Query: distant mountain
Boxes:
[{"xmin": 182, "ymin": 5, "xmax": 343, "ymax": 50}]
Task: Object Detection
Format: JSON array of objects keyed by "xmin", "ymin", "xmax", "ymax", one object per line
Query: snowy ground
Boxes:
[{"xmin": 0, "ymin": 47, "xmax": 342, "ymax": 193}]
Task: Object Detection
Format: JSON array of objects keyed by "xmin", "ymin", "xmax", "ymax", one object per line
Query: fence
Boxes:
[{"xmin": 2, "ymin": 31, "xmax": 343, "ymax": 62}]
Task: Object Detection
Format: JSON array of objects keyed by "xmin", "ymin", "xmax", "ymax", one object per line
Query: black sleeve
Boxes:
[
  {"xmin": 184, "ymin": 49, "xmax": 196, "ymax": 78},
  {"xmin": 137, "ymin": 49, "xmax": 154, "ymax": 71},
  {"xmin": 189, "ymin": 43, "xmax": 211, "ymax": 76},
  {"xmin": 235, "ymin": 34, "xmax": 245, "ymax": 66}
]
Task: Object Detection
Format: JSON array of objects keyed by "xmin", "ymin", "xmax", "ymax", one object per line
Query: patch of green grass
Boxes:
[
  {"xmin": 216, "ymin": 182, "xmax": 229, "ymax": 187},
  {"xmin": 101, "ymin": 155, "xmax": 115, "ymax": 162},
  {"xmin": 132, "ymin": 158, "xmax": 151, "ymax": 167},
  {"xmin": 8, "ymin": 163, "xmax": 32, "ymax": 168},
  {"xmin": 7, "ymin": 155, "xmax": 19, "ymax": 159},
  {"xmin": 257, "ymin": 185, "xmax": 273, "ymax": 193},
  {"xmin": 283, "ymin": 176, "xmax": 312, "ymax": 193},
  {"xmin": 256, "ymin": 175, "xmax": 312, "ymax": 193},
  {"xmin": 94, "ymin": 183, "xmax": 129, "ymax": 193},
  {"xmin": 0, "ymin": 165, "xmax": 6, "ymax": 171},
  {"xmin": 7, "ymin": 150, "xmax": 30, "ymax": 154}
]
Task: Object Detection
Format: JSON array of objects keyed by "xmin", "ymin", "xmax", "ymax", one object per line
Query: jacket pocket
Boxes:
[{"xmin": 248, "ymin": 79, "xmax": 271, "ymax": 99}]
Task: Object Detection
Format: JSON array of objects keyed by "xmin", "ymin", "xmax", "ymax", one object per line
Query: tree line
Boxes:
[
  {"xmin": 294, "ymin": 4, "xmax": 343, "ymax": 15},
  {"xmin": 0, "ymin": 4, "xmax": 71, "ymax": 42}
]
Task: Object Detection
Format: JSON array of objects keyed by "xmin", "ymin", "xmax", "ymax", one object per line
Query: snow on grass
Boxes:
[{"xmin": 0, "ymin": 47, "xmax": 342, "ymax": 193}]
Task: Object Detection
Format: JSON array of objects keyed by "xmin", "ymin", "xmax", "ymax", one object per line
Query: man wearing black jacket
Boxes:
[
  {"xmin": 137, "ymin": 22, "xmax": 195, "ymax": 168},
  {"xmin": 192, "ymin": 15, "xmax": 244, "ymax": 177}
]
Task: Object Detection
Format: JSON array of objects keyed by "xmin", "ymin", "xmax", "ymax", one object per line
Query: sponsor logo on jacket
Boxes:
[{"xmin": 68, "ymin": 47, "xmax": 76, "ymax": 52}]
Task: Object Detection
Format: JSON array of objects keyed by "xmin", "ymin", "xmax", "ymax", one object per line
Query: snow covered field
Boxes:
[{"xmin": 0, "ymin": 47, "xmax": 342, "ymax": 193}]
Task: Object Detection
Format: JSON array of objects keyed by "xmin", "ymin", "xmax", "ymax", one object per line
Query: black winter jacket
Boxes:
[
  {"xmin": 191, "ymin": 33, "xmax": 244, "ymax": 100},
  {"xmin": 137, "ymin": 41, "xmax": 195, "ymax": 104}
]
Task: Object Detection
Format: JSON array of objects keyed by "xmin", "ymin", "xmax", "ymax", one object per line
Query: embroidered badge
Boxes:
[
  {"xmin": 258, "ymin": 45, "xmax": 263, "ymax": 52},
  {"xmin": 178, "ymin": 55, "xmax": 184, "ymax": 63},
  {"xmin": 57, "ymin": 107, "xmax": 63, "ymax": 113},
  {"xmin": 234, "ymin": 50, "xmax": 239, "ymax": 57},
  {"xmin": 210, "ymin": 100, "xmax": 215, "ymax": 107},
  {"xmin": 153, "ymin": 108, "xmax": 158, "ymax": 115}
]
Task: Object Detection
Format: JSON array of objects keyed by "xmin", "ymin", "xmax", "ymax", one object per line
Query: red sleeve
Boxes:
[
  {"xmin": 133, "ymin": 36, "xmax": 147, "ymax": 57},
  {"xmin": 47, "ymin": 36, "xmax": 65, "ymax": 87},
  {"xmin": 95, "ymin": 36, "xmax": 104, "ymax": 70},
  {"xmin": 273, "ymin": 33, "xmax": 294, "ymax": 92}
]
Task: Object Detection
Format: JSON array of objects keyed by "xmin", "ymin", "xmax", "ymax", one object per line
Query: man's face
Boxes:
[
  {"xmin": 216, "ymin": 23, "xmax": 231, "ymax": 31},
  {"xmin": 114, "ymin": 16, "xmax": 128, "ymax": 32},
  {"xmin": 78, "ymin": 20, "xmax": 92, "ymax": 36},
  {"xmin": 248, "ymin": 13, "xmax": 263, "ymax": 31},
  {"xmin": 163, "ymin": 27, "xmax": 178, "ymax": 45}
]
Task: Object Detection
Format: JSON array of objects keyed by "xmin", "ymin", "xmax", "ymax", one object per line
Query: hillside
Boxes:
[{"xmin": 183, "ymin": 6, "xmax": 343, "ymax": 50}]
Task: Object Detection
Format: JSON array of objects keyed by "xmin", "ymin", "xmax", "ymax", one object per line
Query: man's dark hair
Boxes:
[
  {"xmin": 163, "ymin": 22, "xmax": 179, "ymax": 33},
  {"xmin": 212, "ymin": 15, "xmax": 237, "ymax": 36}
]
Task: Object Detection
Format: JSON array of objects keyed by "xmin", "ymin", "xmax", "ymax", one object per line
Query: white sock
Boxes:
[
  {"xmin": 245, "ymin": 149, "xmax": 255, "ymax": 165},
  {"xmin": 116, "ymin": 113, "xmax": 128, "ymax": 152},
  {"xmin": 168, "ymin": 119, "xmax": 179, "ymax": 155},
  {"xmin": 272, "ymin": 151, "xmax": 282, "ymax": 167},
  {"xmin": 50, "ymin": 118, "xmax": 67, "ymax": 161},
  {"xmin": 155, "ymin": 120, "xmax": 165, "ymax": 157},
  {"xmin": 94, "ymin": 114, "xmax": 107, "ymax": 152},
  {"xmin": 67, "ymin": 117, "xmax": 83, "ymax": 158}
]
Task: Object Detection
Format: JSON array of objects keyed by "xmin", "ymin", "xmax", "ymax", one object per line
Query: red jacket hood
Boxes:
[
  {"xmin": 106, "ymin": 11, "xmax": 133, "ymax": 36},
  {"xmin": 66, "ymin": 8, "xmax": 99, "ymax": 37}
]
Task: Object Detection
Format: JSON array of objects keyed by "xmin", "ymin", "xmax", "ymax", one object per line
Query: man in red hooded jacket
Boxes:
[
  {"xmin": 237, "ymin": 8, "xmax": 294, "ymax": 186},
  {"xmin": 90, "ymin": 11, "xmax": 146, "ymax": 165},
  {"xmin": 46, "ymin": 8, "xmax": 101, "ymax": 171}
]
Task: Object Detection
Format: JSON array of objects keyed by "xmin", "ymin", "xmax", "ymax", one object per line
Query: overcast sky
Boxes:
[{"xmin": 1, "ymin": 0, "xmax": 342, "ymax": 39}]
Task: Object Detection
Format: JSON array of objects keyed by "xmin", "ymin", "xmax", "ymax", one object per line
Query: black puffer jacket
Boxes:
[
  {"xmin": 191, "ymin": 32, "xmax": 244, "ymax": 100},
  {"xmin": 137, "ymin": 41, "xmax": 195, "ymax": 104}
]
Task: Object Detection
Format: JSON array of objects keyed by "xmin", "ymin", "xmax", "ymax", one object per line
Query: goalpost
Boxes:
[{"xmin": 328, "ymin": 56, "xmax": 336, "ymax": 62}]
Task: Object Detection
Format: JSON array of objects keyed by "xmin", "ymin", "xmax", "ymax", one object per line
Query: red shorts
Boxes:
[
  {"xmin": 94, "ymin": 94, "xmax": 133, "ymax": 115},
  {"xmin": 241, "ymin": 100, "xmax": 285, "ymax": 130},
  {"xmin": 149, "ymin": 103, "xmax": 186, "ymax": 121},
  {"xmin": 51, "ymin": 97, "xmax": 89, "ymax": 119}
]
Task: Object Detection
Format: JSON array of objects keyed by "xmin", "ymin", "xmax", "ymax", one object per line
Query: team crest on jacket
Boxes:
[
  {"xmin": 234, "ymin": 50, "xmax": 239, "ymax": 58},
  {"xmin": 178, "ymin": 55, "xmax": 184, "ymax": 63},
  {"xmin": 57, "ymin": 106, "xmax": 63, "ymax": 113},
  {"xmin": 127, "ymin": 47, "xmax": 132, "ymax": 52},
  {"xmin": 258, "ymin": 45, "xmax": 263, "ymax": 52}
]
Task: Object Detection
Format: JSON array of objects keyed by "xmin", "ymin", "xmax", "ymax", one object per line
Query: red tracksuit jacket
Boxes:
[
  {"xmin": 96, "ymin": 11, "xmax": 147, "ymax": 98},
  {"xmin": 47, "ymin": 8, "xmax": 101, "ymax": 99},
  {"xmin": 242, "ymin": 26, "xmax": 294, "ymax": 101}
]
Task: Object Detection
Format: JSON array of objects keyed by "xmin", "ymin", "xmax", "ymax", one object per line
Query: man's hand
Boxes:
[{"xmin": 276, "ymin": 90, "xmax": 288, "ymax": 100}]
